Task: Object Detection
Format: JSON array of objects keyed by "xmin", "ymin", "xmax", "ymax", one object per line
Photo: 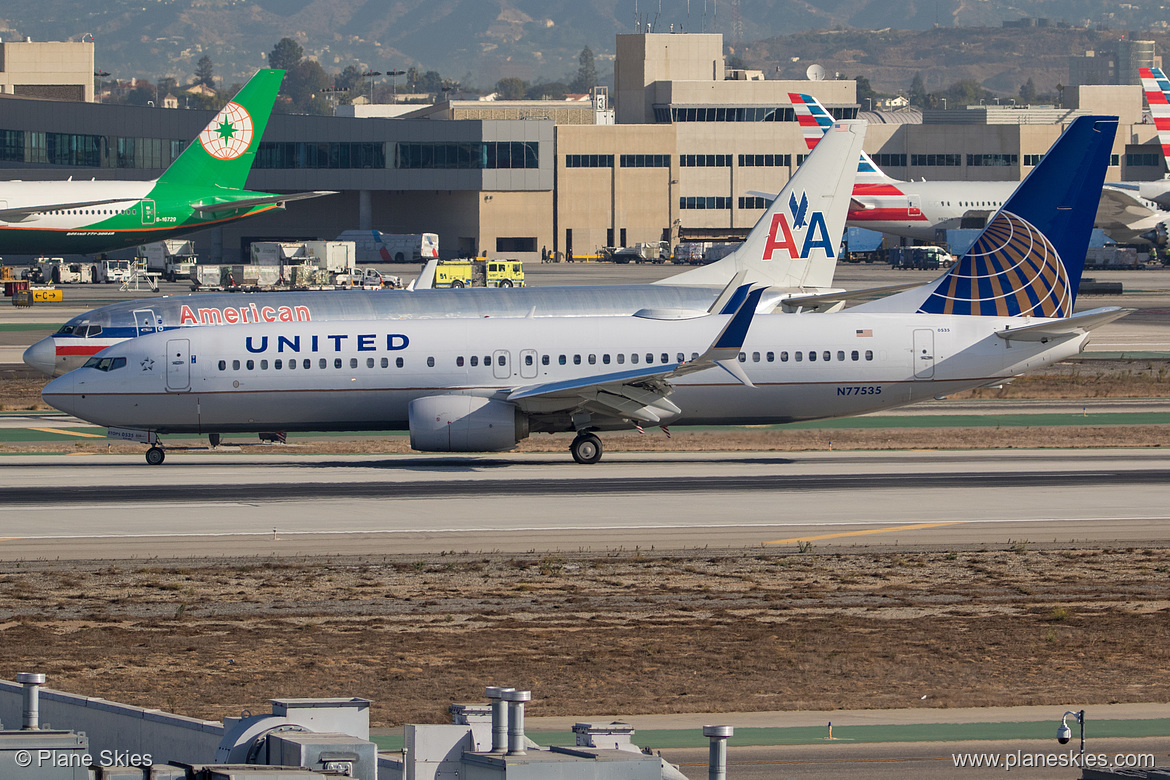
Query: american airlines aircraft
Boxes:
[
  {"xmin": 0, "ymin": 69, "xmax": 331, "ymax": 255},
  {"xmin": 23, "ymin": 121, "xmax": 869, "ymax": 377},
  {"xmin": 793, "ymin": 89, "xmax": 1170, "ymax": 246},
  {"xmin": 42, "ymin": 117, "xmax": 1128, "ymax": 465}
]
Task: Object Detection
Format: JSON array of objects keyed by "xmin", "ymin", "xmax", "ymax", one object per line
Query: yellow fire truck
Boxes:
[{"xmin": 433, "ymin": 259, "xmax": 525, "ymax": 288}]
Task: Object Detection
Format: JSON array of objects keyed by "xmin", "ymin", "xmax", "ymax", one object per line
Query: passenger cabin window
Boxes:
[
  {"xmin": 617, "ymin": 354, "xmax": 625, "ymax": 364},
  {"xmin": 232, "ymin": 359, "xmax": 241, "ymax": 370},
  {"xmin": 738, "ymin": 352, "xmax": 746, "ymax": 363},
  {"xmin": 261, "ymin": 360, "xmax": 269, "ymax": 370},
  {"xmin": 457, "ymin": 356, "xmax": 465, "ymax": 367},
  {"xmin": 588, "ymin": 354, "xmax": 597, "ymax": 365},
  {"xmin": 471, "ymin": 355, "xmax": 479, "ymax": 367},
  {"xmin": 525, "ymin": 354, "xmax": 535, "ymax": 366},
  {"xmin": 542, "ymin": 355, "xmax": 550, "ymax": 366},
  {"xmin": 396, "ymin": 357, "xmax": 404, "ymax": 368},
  {"xmin": 381, "ymin": 358, "xmax": 389, "ymax": 368},
  {"xmin": 427, "ymin": 356, "xmax": 435, "ymax": 367},
  {"xmin": 795, "ymin": 352, "xmax": 803, "ymax": 362},
  {"xmin": 246, "ymin": 360, "xmax": 254, "ymax": 370},
  {"xmin": 631, "ymin": 353, "xmax": 639, "ymax": 364},
  {"xmin": 367, "ymin": 358, "xmax": 374, "ymax": 368},
  {"xmin": 350, "ymin": 358, "xmax": 358, "ymax": 369},
  {"xmin": 218, "ymin": 360, "xmax": 226, "ymax": 371},
  {"xmin": 303, "ymin": 359, "xmax": 311, "ymax": 369},
  {"xmin": 574, "ymin": 354, "xmax": 582, "ymax": 365},
  {"xmin": 602, "ymin": 354, "xmax": 610, "ymax": 365},
  {"xmin": 660, "ymin": 353, "xmax": 668, "ymax": 363},
  {"xmin": 865, "ymin": 350, "xmax": 874, "ymax": 361}
]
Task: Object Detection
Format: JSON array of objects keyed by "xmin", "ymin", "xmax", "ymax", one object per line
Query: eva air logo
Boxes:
[
  {"xmin": 760, "ymin": 191, "xmax": 834, "ymax": 261},
  {"xmin": 198, "ymin": 101, "xmax": 254, "ymax": 160}
]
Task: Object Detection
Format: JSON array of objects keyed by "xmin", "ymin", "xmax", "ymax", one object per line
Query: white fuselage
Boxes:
[
  {"xmin": 44, "ymin": 310, "xmax": 1088, "ymax": 438},
  {"xmin": 848, "ymin": 179, "xmax": 1015, "ymax": 241}
]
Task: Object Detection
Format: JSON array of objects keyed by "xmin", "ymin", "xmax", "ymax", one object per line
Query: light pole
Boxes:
[
  {"xmin": 362, "ymin": 70, "xmax": 382, "ymax": 103},
  {"xmin": 386, "ymin": 69, "xmax": 405, "ymax": 104},
  {"xmin": 941, "ymin": 98, "xmax": 947, "ymax": 110},
  {"xmin": 865, "ymin": 97, "xmax": 873, "ymax": 112},
  {"xmin": 1056, "ymin": 709, "xmax": 1085, "ymax": 768}
]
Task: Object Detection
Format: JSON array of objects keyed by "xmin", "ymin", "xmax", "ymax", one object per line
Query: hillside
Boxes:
[
  {"xmin": 743, "ymin": 26, "xmax": 1170, "ymax": 97},
  {"xmin": 0, "ymin": 0, "xmax": 1168, "ymax": 90}
]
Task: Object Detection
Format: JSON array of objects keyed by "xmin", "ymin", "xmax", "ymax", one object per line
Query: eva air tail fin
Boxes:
[
  {"xmin": 157, "ymin": 69, "xmax": 284, "ymax": 189},
  {"xmin": 660, "ymin": 119, "xmax": 865, "ymax": 290}
]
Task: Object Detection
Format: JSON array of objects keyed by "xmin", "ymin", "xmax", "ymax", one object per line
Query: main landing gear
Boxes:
[
  {"xmin": 145, "ymin": 445, "xmax": 166, "ymax": 466},
  {"xmin": 570, "ymin": 432, "xmax": 603, "ymax": 464}
]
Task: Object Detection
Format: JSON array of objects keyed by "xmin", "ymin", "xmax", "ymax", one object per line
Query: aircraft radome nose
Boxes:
[
  {"xmin": 41, "ymin": 371, "xmax": 76, "ymax": 416},
  {"xmin": 23, "ymin": 337, "xmax": 58, "ymax": 377}
]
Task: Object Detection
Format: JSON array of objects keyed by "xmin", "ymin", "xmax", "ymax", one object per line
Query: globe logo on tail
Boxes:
[
  {"xmin": 919, "ymin": 211, "xmax": 1071, "ymax": 317},
  {"xmin": 198, "ymin": 102, "xmax": 254, "ymax": 160}
]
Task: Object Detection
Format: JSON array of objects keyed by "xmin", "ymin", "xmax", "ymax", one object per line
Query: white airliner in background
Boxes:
[
  {"xmin": 792, "ymin": 86, "xmax": 1170, "ymax": 246},
  {"xmin": 42, "ymin": 117, "xmax": 1129, "ymax": 465},
  {"xmin": 24, "ymin": 122, "xmax": 869, "ymax": 377}
]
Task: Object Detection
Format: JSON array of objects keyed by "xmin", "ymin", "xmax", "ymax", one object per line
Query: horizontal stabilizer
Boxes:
[
  {"xmin": 996, "ymin": 307, "xmax": 1132, "ymax": 342},
  {"xmin": 193, "ymin": 191, "xmax": 336, "ymax": 214},
  {"xmin": 779, "ymin": 282, "xmax": 922, "ymax": 309}
]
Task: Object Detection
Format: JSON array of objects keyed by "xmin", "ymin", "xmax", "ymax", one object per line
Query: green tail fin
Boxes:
[{"xmin": 156, "ymin": 68, "xmax": 284, "ymax": 189}]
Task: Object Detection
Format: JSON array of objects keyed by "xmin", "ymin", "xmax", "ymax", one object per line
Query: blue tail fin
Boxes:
[{"xmin": 917, "ymin": 116, "xmax": 1117, "ymax": 317}]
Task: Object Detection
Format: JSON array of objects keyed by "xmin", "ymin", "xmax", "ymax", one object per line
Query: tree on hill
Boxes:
[
  {"xmin": 281, "ymin": 59, "xmax": 332, "ymax": 115},
  {"xmin": 526, "ymin": 81, "xmax": 569, "ymax": 100},
  {"xmin": 495, "ymin": 77, "xmax": 527, "ymax": 100},
  {"xmin": 194, "ymin": 55, "xmax": 215, "ymax": 88},
  {"xmin": 908, "ymin": 72, "xmax": 928, "ymax": 106},
  {"xmin": 268, "ymin": 37, "xmax": 304, "ymax": 71},
  {"xmin": 569, "ymin": 46, "xmax": 598, "ymax": 93},
  {"xmin": 1019, "ymin": 77, "xmax": 1038, "ymax": 103},
  {"xmin": 937, "ymin": 79, "xmax": 996, "ymax": 107}
]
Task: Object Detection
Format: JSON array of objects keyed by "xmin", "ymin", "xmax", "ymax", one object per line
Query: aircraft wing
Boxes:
[
  {"xmin": 506, "ymin": 285, "xmax": 764, "ymax": 422},
  {"xmin": 0, "ymin": 198, "xmax": 135, "ymax": 223},
  {"xmin": 996, "ymin": 307, "xmax": 1132, "ymax": 342},
  {"xmin": 193, "ymin": 191, "xmax": 337, "ymax": 215}
]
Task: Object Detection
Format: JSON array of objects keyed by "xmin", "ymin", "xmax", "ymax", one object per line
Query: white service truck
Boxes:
[{"xmin": 140, "ymin": 240, "xmax": 199, "ymax": 282}]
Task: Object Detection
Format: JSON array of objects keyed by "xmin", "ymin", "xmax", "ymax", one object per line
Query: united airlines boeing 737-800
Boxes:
[
  {"xmin": 24, "ymin": 122, "xmax": 869, "ymax": 377},
  {"xmin": 42, "ymin": 117, "xmax": 1128, "ymax": 465},
  {"xmin": 0, "ymin": 69, "xmax": 331, "ymax": 256}
]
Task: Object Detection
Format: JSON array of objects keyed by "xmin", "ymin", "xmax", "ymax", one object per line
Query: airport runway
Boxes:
[{"xmin": 2, "ymin": 448, "xmax": 1169, "ymax": 560}]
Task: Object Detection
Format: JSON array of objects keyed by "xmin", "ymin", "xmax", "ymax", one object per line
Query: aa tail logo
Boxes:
[
  {"xmin": 789, "ymin": 192, "xmax": 809, "ymax": 228},
  {"xmin": 761, "ymin": 191, "xmax": 834, "ymax": 261}
]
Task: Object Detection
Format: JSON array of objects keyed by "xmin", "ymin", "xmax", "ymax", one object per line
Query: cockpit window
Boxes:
[
  {"xmin": 55, "ymin": 325, "xmax": 76, "ymax": 336},
  {"xmin": 82, "ymin": 356, "xmax": 127, "ymax": 372}
]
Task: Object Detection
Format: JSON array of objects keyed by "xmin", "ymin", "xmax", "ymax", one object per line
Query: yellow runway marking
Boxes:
[
  {"xmin": 28, "ymin": 427, "xmax": 104, "ymax": 439},
  {"xmin": 768, "ymin": 522, "xmax": 963, "ymax": 545}
]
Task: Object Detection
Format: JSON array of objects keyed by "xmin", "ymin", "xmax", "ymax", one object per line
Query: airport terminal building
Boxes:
[{"xmin": 0, "ymin": 33, "xmax": 1160, "ymax": 262}]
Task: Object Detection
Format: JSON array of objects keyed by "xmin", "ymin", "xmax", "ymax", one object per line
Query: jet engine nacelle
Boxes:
[{"xmin": 408, "ymin": 395, "xmax": 529, "ymax": 452}]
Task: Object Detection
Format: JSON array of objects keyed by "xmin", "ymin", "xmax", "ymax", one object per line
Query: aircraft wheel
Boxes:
[
  {"xmin": 570, "ymin": 433, "xmax": 602, "ymax": 465},
  {"xmin": 145, "ymin": 446, "xmax": 166, "ymax": 466}
]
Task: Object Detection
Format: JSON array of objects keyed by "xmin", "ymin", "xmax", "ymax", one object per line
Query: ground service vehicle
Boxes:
[
  {"xmin": 338, "ymin": 230, "xmax": 439, "ymax": 263},
  {"xmin": 433, "ymin": 259, "xmax": 524, "ymax": 288},
  {"xmin": 887, "ymin": 246, "xmax": 955, "ymax": 270}
]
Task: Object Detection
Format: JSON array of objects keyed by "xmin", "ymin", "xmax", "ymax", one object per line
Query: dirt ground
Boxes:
[{"xmin": 0, "ymin": 548, "xmax": 1168, "ymax": 727}]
